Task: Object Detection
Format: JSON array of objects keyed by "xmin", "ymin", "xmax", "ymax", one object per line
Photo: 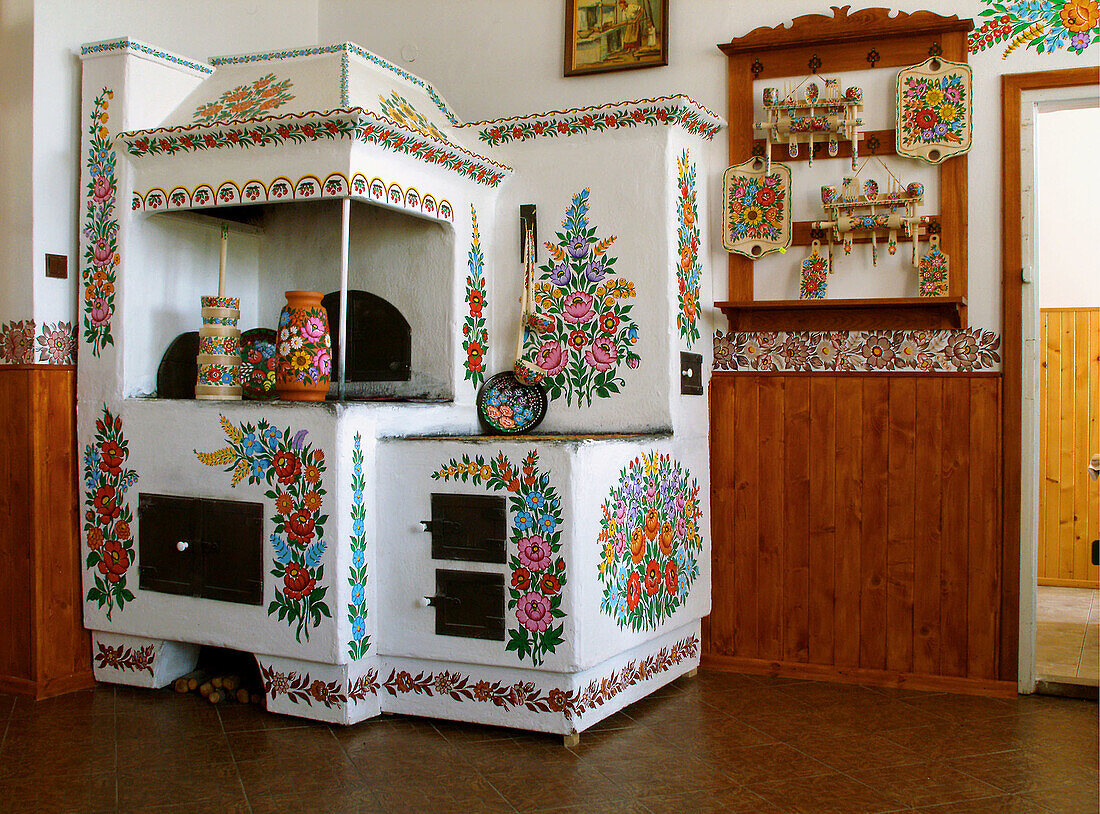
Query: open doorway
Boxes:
[
  {"xmin": 1009, "ymin": 72, "xmax": 1100, "ymax": 694},
  {"xmin": 1031, "ymin": 102, "xmax": 1099, "ymax": 687}
]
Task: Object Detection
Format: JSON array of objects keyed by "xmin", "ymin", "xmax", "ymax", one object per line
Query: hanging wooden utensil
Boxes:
[{"xmin": 476, "ymin": 226, "xmax": 548, "ymax": 434}]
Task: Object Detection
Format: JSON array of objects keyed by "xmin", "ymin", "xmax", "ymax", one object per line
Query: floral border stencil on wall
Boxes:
[
  {"xmin": 432, "ymin": 451, "xmax": 567, "ymax": 666},
  {"xmin": 193, "ymin": 74, "xmax": 295, "ymax": 125},
  {"xmin": 347, "ymin": 433, "xmax": 370, "ymax": 660},
  {"xmin": 0, "ymin": 320, "xmax": 75, "ymax": 365},
  {"xmin": 196, "ymin": 417, "xmax": 331, "ymax": 641},
  {"xmin": 463, "ymin": 206, "xmax": 489, "ymax": 389},
  {"xmin": 525, "ymin": 189, "xmax": 640, "ymax": 407},
  {"xmin": 969, "ymin": 0, "xmax": 1098, "ymax": 56},
  {"xmin": 84, "ymin": 406, "xmax": 138, "ymax": 621},
  {"xmin": 677, "ymin": 150, "xmax": 702, "ymax": 348},
  {"xmin": 713, "ymin": 329, "xmax": 1002, "ymax": 372},
  {"xmin": 83, "ymin": 87, "xmax": 119, "ymax": 357},
  {"xmin": 598, "ymin": 453, "xmax": 703, "ymax": 631}
]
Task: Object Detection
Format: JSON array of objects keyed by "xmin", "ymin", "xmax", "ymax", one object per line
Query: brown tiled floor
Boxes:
[{"xmin": 0, "ymin": 671, "xmax": 1095, "ymax": 813}]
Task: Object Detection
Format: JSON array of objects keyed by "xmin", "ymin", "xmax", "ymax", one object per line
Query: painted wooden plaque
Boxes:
[
  {"xmin": 800, "ymin": 240, "xmax": 829, "ymax": 299},
  {"xmin": 918, "ymin": 234, "xmax": 950, "ymax": 296},
  {"xmin": 722, "ymin": 157, "xmax": 792, "ymax": 259},
  {"xmin": 896, "ymin": 56, "xmax": 973, "ymax": 165}
]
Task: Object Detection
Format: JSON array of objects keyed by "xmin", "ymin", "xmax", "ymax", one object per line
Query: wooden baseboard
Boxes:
[
  {"xmin": 1038, "ymin": 578, "xmax": 1099, "ymax": 590},
  {"xmin": 37, "ymin": 670, "xmax": 96, "ymax": 700},
  {"xmin": 0, "ymin": 675, "xmax": 37, "ymax": 696},
  {"xmin": 701, "ymin": 654, "xmax": 1017, "ymax": 698}
]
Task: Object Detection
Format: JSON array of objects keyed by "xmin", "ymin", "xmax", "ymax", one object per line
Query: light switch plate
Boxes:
[{"xmin": 680, "ymin": 352, "xmax": 703, "ymax": 396}]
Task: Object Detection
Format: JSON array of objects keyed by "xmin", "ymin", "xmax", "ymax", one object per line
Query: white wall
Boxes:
[
  {"xmin": 9, "ymin": 1, "xmax": 1100, "ymax": 334},
  {"xmin": 317, "ymin": 0, "xmax": 1100, "ymax": 333},
  {"xmin": 1036, "ymin": 106, "xmax": 1100, "ymax": 309},
  {"xmin": 28, "ymin": 0, "xmax": 321, "ymax": 328},
  {"xmin": 0, "ymin": 0, "xmax": 34, "ymax": 322}
]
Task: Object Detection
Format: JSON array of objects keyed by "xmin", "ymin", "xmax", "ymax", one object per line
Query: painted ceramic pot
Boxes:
[
  {"xmin": 907, "ymin": 182, "xmax": 925, "ymax": 198},
  {"xmin": 821, "ymin": 185, "xmax": 838, "ymax": 205},
  {"xmin": 844, "ymin": 86, "xmax": 863, "ymax": 102},
  {"xmin": 276, "ymin": 290, "xmax": 331, "ymax": 402},
  {"xmin": 762, "ymin": 87, "xmax": 780, "ymax": 106}
]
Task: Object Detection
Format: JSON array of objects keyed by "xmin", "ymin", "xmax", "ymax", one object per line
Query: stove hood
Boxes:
[{"xmin": 107, "ymin": 40, "xmax": 513, "ymax": 219}]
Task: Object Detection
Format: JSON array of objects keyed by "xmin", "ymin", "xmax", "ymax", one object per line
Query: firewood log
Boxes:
[
  {"xmin": 199, "ymin": 681, "xmax": 214, "ymax": 698},
  {"xmin": 236, "ymin": 689, "xmax": 251, "ymax": 704}
]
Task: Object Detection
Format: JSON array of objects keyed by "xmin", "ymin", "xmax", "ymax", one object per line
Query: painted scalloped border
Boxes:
[{"xmin": 132, "ymin": 172, "xmax": 453, "ymax": 222}]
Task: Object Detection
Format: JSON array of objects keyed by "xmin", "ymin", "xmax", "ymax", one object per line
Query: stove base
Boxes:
[{"xmin": 90, "ymin": 622, "xmax": 701, "ymax": 738}]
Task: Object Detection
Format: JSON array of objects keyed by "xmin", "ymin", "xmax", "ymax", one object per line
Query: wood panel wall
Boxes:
[
  {"xmin": 1039, "ymin": 308, "xmax": 1100, "ymax": 588},
  {"xmin": 706, "ymin": 372, "xmax": 1015, "ymax": 695},
  {"xmin": 0, "ymin": 367, "xmax": 93, "ymax": 698}
]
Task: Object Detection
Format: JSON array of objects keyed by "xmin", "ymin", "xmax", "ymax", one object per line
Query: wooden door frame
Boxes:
[{"xmin": 1001, "ymin": 67, "xmax": 1099, "ymax": 690}]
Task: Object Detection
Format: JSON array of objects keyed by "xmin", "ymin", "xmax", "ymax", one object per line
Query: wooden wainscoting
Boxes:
[
  {"xmin": 705, "ymin": 372, "xmax": 1015, "ymax": 696},
  {"xmin": 1039, "ymin": 308, "xmax": 1099, "ymax": 589},
  {"xmin": 0, "ymin": 366, "xmax": 93, "ymax": 698}
]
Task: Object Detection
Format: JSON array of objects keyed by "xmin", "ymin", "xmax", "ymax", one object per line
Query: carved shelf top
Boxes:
[{"xmin": 719, "ymin": 6, "xmax": 974, "ymax": 55}]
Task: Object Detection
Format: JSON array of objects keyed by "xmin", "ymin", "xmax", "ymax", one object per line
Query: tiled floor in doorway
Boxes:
[
  {"xmin": 1037, "ymin": 586, "xmax": 1100, "ymax": 682},
  {"xmin": 0, "ymin": 670, "xmax": 1096, "ymax": 813}
]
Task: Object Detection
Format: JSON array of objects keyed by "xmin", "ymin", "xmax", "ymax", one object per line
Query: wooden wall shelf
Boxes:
[
  {"xmin": 752, "ymin": 128, "xmax": 898, "ymax": 162},
  {"xmin": 719, "ymin": 7, "xmax": 972, "ymax": 332},
  {"xmin": 715, "ymin": 296, "xmax": 966, "ymax": 331}
]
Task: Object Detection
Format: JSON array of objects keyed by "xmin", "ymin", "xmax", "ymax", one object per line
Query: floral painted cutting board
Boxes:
[
  {"xmin": 722, "ymin": 157, "xmax": 792, "ymax": 259},
  {"xmin": 896, "ymin": 56, "xmax": 973, "ymax": 165}
]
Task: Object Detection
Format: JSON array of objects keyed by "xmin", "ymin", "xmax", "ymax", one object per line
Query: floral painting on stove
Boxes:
[
  {"xmin": 84, "ymin": 405, "xmax": 139, "ymax": 621},
  {"xmin": 432, "ymin": 451, "xmax": 567, "ymax": 666},
  {"xmin": 525, "ymin": 189, "xmax": 640, "ymax": 407},
  {"xmin": 196, "ymin": 416, "xmax": 331, "ymax": 642},
  {"xmin": 597, "ymin": 452, "xmax": 703, "ymax": 631}
]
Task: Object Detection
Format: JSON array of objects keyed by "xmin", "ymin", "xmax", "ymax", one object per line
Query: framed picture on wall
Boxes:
[{"xmin": 564, "ymin": 0, "xmax": 669, "ymax": 77}]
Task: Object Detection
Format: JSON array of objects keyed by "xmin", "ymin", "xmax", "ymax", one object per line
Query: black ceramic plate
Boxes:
[
  {"xmin": 156, "ymin": 331, "xmax": 200, "ymax": 399},
  {"xmin": 476, "ymin": 371, "xmax": 548, "ymax": 435}
]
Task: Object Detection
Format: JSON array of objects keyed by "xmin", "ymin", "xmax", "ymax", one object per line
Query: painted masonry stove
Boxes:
[{"xmin": 78, "ymin": 37, "xmax": 722, "ymax": 738}]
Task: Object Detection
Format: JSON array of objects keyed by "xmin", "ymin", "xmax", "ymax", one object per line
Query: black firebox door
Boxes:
[
  {"xmin": 433, "ymin": 569, "xmax": 505, "ymax": 641},
  {"xmin": 138, "ymin": 493, "xmax": 263, "ymax": 605}
]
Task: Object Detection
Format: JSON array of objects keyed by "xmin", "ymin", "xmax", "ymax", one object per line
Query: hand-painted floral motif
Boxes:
[
  {"xmin": 899, "ymin": 72, "xmax": 969, "ymax": 149},
  {"xmin": 0, "ymin": 320, "xmax": 77, "ymax": 365},
  {"xmin": 463, "ymin": 206, "xmax": 489, "ymax": 388},
  {"xmin": 713, "ymin": 328, "xmax": 1002, "ymax": 372},
  {"xmin": 34, "ymin": 321, "xmax": 76, "ymax": 365},
  {"xmin": 84, "ymin": 406, "xmax": 138, "ymax": 621},
  {"xmin": 380, "ymin": 633, "xmax": 698, "ymax": 719},
  {"xmin": 196, "ymin": 417, "xmax": 331, "ymax": 641},
  {"xmin": 477, "ymin": 373, "xmax": 547, "ymax": 433},
  {"xmin": 0, "ymin": 320, "xmax": 36, "ymax": 365},
  {"xmin": 969, "ymin": 0, "xmax": 1098, "ymax": 56},
  {"xmin": 676, "ymin": 150, "xmax": 702, "ymax": 348},
  {"xmin": 94, "ymin": 642, "xmax": 155, "ymax": 675},
  {"xmin": 524, "ymin": 190, "xmax": 639, "ymax": 407},
  {"xmin": 472, "ymin": 97, "xmax": 722, "ymax": 145},
  {"xmin": 378, "ymin": 91, "xmax": 451, "ymax": 145},
  {"xmin": 258, "ymin": 634, "xmax": 698, "ymax": 719},
  {"xmin": 193, "ymin": 74, "xmax": 295, "ymax": 125},
  {"xmin": 432, "ymin": 451, "xmax": 566, "ymax": 666},
  {"xmin": 800, "ymin": 244, "xmax": 829, "ymax": 299},
  {"xmin": 348, "ymin": 433, "xmax": 370, "ymax": 660},
  {"xmin": 82, "ymin": 88, "xmax": 119, "ymax": 357},
  {"xmin": 919, "ymin": 237, "xmax": 950, "ymax": 297},
  {"xmin": 598, "ymin": 453, "xmax": 702, "ymax": 631},
  {"xmin": 240, "ymin": 329, "xmax": 278, "ymax": 400},
  {"xmin": 726, "ymin": 171, "xmax": 788, "ymax": 246},
  {"xmin": 122, "ymin": 112, "xmax": 510, "ymax": 188},
  {"xmin": 277, "ymin": 297, "xmax": 331, "ymax": 394}
]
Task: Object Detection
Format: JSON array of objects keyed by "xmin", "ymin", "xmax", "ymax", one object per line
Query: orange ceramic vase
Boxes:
[{"xmin": 275, "ymin": 290, "xmax": 332, "ymax": 402}]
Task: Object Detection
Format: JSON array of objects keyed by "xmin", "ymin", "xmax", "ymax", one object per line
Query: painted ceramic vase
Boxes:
[
  {"xmin": 276, "ymin": 290, "xmax": 331, "ymax": 401},
  {"xmin": 196, "ymin": 295, "xmax": 242, "ymax": 400}
]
